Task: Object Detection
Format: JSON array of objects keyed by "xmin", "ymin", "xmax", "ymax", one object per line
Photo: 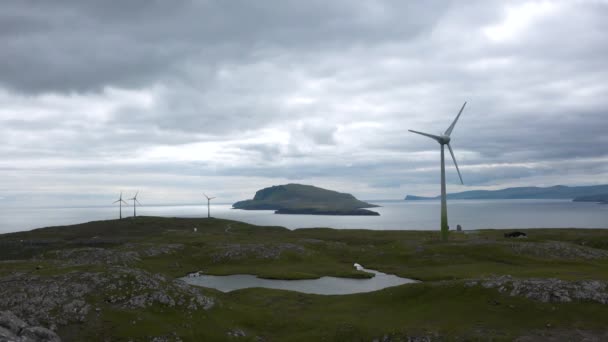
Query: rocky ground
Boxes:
[
  {"xmin": 210, "ymin": 243, "xmax": 308, "ymax": 262},
  {"xmin": 0, "ymin": 310, "xmax": 60, "ymax": 342},
  {"xmin": 1, "ymin": 218, "xmax": 607, "ymax": 341},
  {"xmin": 0, "ymin": 244, "xmax": 214, "ymax": 342},
  {"xmin": 468, "ymin": 275, "xmax": 608, "ymax": 304}
]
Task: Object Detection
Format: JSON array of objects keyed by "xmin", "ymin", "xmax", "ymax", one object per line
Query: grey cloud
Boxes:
[
  {"xmin": 0, "ymin": 0, "xmax": 452, "ymax": 94},
  {"xmin": 1, "ymin": 0, "xmax": 608, "ymax": 206}
]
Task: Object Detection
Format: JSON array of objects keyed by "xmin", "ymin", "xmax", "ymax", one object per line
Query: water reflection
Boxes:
[{"xmin": 181, "ymin": 267, "xmax": 418, "ymax": 295}]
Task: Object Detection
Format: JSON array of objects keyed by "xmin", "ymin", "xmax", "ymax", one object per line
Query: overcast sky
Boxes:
[{"xmin": 1, "ymin": 0, "xmax": 607, "ymax": 207}]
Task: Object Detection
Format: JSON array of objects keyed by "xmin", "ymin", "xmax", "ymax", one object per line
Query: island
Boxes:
[
  {"xmin": 573, "ymin": 193, "xmax": 608, "ymax": 204},
  {"xmin": 405, "ymin": 184, "xmax": 608, "ymax": 200},
  {"xmin": 233, "ymin": 183, "xmax": 380, "ymax": 216}
]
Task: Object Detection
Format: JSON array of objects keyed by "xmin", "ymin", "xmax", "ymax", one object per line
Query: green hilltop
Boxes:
[{"xmin": 233, "ymin": 183, "xmax": 379, "ymax": 215}]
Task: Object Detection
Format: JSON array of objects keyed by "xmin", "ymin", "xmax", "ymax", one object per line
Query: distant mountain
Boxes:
[
  {"xmin": 572, "ymin": 193, "xmax": 608, "ymax": 204},
  {"xmin": 404, "ymin": 185, "xmax": 608, "ymax": 201},
  {"xmin": 233, "ymin": 184, "xmax": 379, "ymax": 216}
]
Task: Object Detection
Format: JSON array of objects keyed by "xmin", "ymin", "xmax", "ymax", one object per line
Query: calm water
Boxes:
[
  {"xmin": 181, "ymin": 267, "xmax": 417, "ymax": 295},
  {"xmin": 0, "ymin": 199, "xmax": 606, "ymax": 234}
]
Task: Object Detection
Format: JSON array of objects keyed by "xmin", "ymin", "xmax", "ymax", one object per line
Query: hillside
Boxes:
[
  {"xmin": 233, "ymin": 184, "xmax": 379, "ymax": 215},
  {"xmin": 1, "ymin": 217, "xmax": 608, "ymax": 341},
  {"xmin": 405, "ymin": 184, "xmax": 608, "ymax": 200}
]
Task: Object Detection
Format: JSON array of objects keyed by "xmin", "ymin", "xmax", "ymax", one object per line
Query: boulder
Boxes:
[{"xmin": 0, "ymin": 311, "xmax": 61, "ymax": 342}]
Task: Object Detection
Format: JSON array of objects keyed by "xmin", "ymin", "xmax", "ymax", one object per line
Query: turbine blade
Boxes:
[
  {"xmin": 447, "ymin": 143, "xmax": 464, "ymax": 185},
  {"xmin": 203, "ymin": 193, "xmax": 209, "ymax": 199},
  {"xmin": 134, "ymin": 191, "xmax": 139, "ymax": 198},
  {"xmin": 445, "ymin": 101, "xmax": 466, "ymax": 136},
  {"xmin": 210, "ymin": 197, "xmax": 216, "ymax": 200},
  {"xmin": 408, "ymin": 129, "xmax": 442, "ymax": 142},
  {"xmin": 136, "ymin": 199, "xmax": 141, "ymax": 205},
  {"xmin": 113, "ymin": 200, "xmax": 120, "ymax": 204},
  {"xmin": 121, "ymin": 200, "xmax": 129, "ymax": 205}
]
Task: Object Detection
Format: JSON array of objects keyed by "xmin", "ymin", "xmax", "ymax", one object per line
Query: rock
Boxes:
[
  {"xmin": 211, "ymin": 243, "xmax": 307, "ymax": 262},
  {"xmin": 0, "ymin": 310, "xmax": 28, "ymax": 334},
  {"xmin": 227, "ymin": 329, "xmax": 246, "ymax": 337},
  {"xmin": 0, "ymin": 311, "xmax": 60, "ymax": 342},
  {"xmin": 51, "ymin": 247, "xmax": 140, "ymax": 266},
  {"xmin": 509, "ymin": 241, "xmax": 608, "ymax": 260},
  {"xmin": 0, "ymin": 267, "xmax": 215, "ymax": 329},
  {"xmin": 20, "ymin": 326, "xmax": 61, "ymax": 342},
  {"xmin": 477, "ymin": 275, "xmax": 608, "ymax": 304}
]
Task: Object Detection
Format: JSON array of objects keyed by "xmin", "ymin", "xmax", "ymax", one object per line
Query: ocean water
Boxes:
[{"xmin": 0, "ymin": 199, "xmax": 606, "ymax": 234}]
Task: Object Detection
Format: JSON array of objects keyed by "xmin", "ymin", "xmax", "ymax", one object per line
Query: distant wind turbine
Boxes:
[
  {"xmin": 409, "ymin": 102, "xmax": 466, "ymax": 241},
  {"xmin": 129, "ymin": 191, "xmax": 141, "ymax": 217},
  {"xmin": 113, "ymin": 192, "xmax": 129, "ymax": 220},
  {"xmin": 204, "ymin": 193, "xmax": 216, "ymax": 218}
]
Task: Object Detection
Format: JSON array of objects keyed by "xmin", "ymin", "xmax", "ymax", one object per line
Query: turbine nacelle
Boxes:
[{"xmin": 438, "ymin": 135, "xmax": 451, "ymax": 145}]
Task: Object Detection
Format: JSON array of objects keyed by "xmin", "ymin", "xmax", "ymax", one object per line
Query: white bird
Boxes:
[{"xmin": 354, "ymin": 263, "xmax": 364, "ymax": 271}]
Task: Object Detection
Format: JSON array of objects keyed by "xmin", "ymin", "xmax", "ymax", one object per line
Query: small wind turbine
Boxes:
[
  {"xmin": 409, "ymin": 102, "xmax": 466, "ymax": 241},
  {"xmin": 129, "ymin": 191, "xmax": 141, "ymax": 217},
  {"xmin": 203, "ymin": 193, "xmax": 216, "ymax": 218},
  {"xmin": 113, "ymin": 192, "xmax": 129, "ymax": 220}
]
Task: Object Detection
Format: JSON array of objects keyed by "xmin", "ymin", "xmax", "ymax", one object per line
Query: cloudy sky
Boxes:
[{"xmin": 1, "ymin": 0, "xmax": 607, "ymax": 207}]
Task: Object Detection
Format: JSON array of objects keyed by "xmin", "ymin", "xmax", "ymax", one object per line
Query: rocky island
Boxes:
[
  {"xmin": 573, "ymin": 193, "xmax": 608, "ymax": 204},
  {"xmin": 233, "ymin": 183, "xmax": 380, "ymax": 216}
]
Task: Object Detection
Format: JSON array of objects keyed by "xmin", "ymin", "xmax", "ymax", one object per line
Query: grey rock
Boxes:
[
  {"xmin": 20, "ymin": 326, "xmax": 60, "ymax": 342},
  {"xmin": 227, "ymin": 329, "xmax": 246, "ymax": 337},
  {"xmin": 0, "ymin": 310, "xmax": 28, "ymax": 334},
  {"xmin": 477, "ymin": 275, "xmax": 608, "ymax": 304},
  {"xmin": 509, "ymin": 241, "xmax": 608, "ymax": 260},
  {"xmin": 0, "ymin": 266, "xmax": 215, "ymax": 330},
  {"xmin": 0, "ymin": 311, "xmax": 60, "ymax": 342},
  {"xmin": 212, "ymin": 243, "xmax": 307, "ymax": 262},
  {"xmin": 51, "ymin": 247, "xmax": 141, "ymax": 266}
]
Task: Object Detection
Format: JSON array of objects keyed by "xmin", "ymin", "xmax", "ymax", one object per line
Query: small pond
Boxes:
[{"xmin": 180, "ymin": 266, "xmax": 418, "ymax": 295}]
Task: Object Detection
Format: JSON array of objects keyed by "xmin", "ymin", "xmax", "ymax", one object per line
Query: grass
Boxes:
[{"xmin": 1, "ymin": 216, "xmax": 608, "ymax": 341}]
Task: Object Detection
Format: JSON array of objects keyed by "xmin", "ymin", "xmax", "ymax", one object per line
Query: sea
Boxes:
[{"xmin": 0, "ymin": 199, "xmax": 606, "ymax": 234}]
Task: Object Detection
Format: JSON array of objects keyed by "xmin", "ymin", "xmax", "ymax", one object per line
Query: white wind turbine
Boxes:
[
  {"xmin": 409, "ymin": 102, "xmax": 466, "ymax": 241},
  {"xmin": 204, "ymin": 193, "xmax": 216, "ymax": 218},
  {"xmin": 129, "ymin": 191, "xmax": 141, "ymax": 217},
  {"xmin": 113, "ymin": 192, "xmax": 129, "ymax": 220}
]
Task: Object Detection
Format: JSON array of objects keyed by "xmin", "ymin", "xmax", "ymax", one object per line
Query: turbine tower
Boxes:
[
  {"xmin": 409, "ymin": 102, "xmax": 466, "ymax": 241},
  {"xmin": 129, "ymin": 191, "xmax": 141, "ymax": 217},
  {"xmin": 113, "ymin": 192, "xmax": 129, "ymax": 220},
  {"xmin": 204, "ymin": 193, "xmax": 216, "ymax": 218}
]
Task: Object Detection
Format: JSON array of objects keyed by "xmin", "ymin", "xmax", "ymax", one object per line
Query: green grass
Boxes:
[{"xmin": 2, "ymin": 216, "xmax": 608, "ymax": 341}]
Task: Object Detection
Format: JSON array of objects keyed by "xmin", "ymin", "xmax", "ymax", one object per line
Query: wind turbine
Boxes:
[
  {"xmin": 129, "ymin": 191, "xmax": 141, "ymax": 217},
  {"xmin": 113, "ymin": 192, "xmax": 129, "ymax": 220},
  {"xmin": 203, "ymin": 193, "xmax": 215, "ymax": 218},
  {"xmin": 409, "ymin": 102, "xmax": 466, "ymax": 241}
]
